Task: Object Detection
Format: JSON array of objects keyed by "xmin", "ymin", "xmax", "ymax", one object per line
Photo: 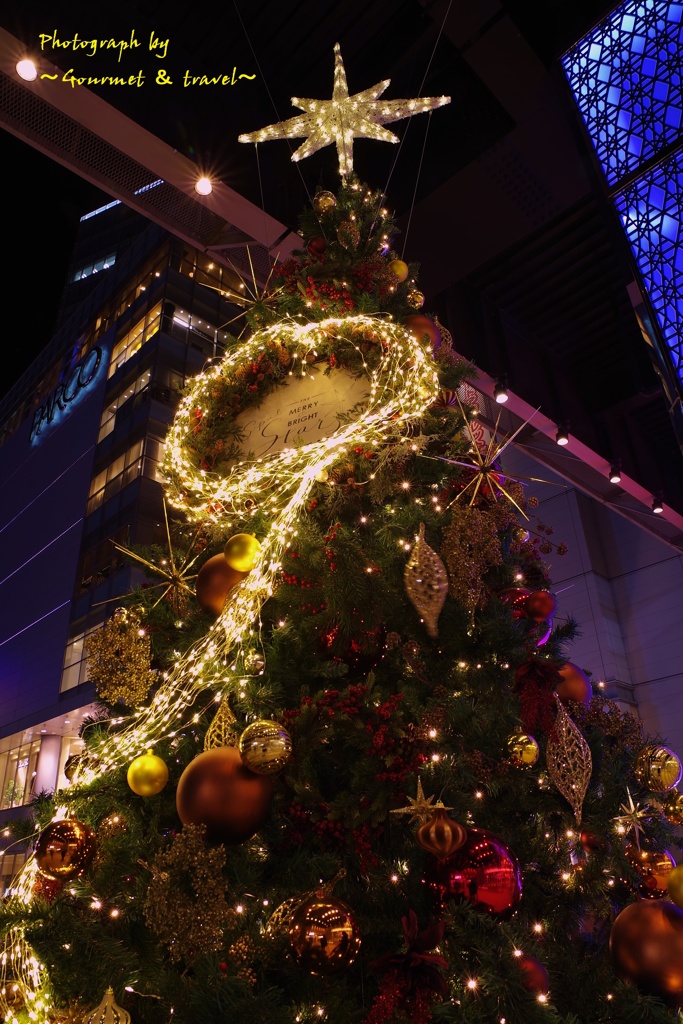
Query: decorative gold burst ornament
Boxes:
[
  {"xmin": 239, "ymin": 43, "xmax": 450, "ymax": 177},
  {"xmin": 110, "ymin": 499, "xmax": 200, "ymax": 617},
  {"xmin": 84, "ymin": 606, "xmax": 154, "ymax": 706},
  {"xmin": 84, "ymin": 988, "xmax": 130, "ymax": 1024},
  {"xmin": 546, "ymin": 696, "xmax": 592, "ymax": 824},
  {"xmin": 390, "ymin": 778, "xmax": 449, "ymax": 825},
  {"xmin": 404, "ymin": 523, "xmax": 449, "ymax": 638},
  {"xmin": 613, "ymin": 787, "xmax": 649, "ymax": 849},
  {"xmin": 204, "ymin": 697, "xmax": 240, "ymax": 751}
]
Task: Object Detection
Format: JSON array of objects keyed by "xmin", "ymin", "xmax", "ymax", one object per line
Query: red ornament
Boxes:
[
  {"xmin": 498, "ymin": 587, "xmax": 532, "ymax": 620},
  {"xmin": 422, "ymin": 827, "xmax": 522, "ymax": 919},
  {"xmin": 579, "ymin": 830, "xmax": 609, "ymax": 854},
  {"xmin": 525, "ymin": 590, "xmax": 556, "ymax": 622},
  {"xmin": 307, "ymin": 236, "xmax": 327, "ymax": 256},
  {"xmin": 516, "ymin": 954, "xmax": 549, "ymax": 995},
  {"xmin": 555, "ymin": 663, "xmax": 592, "ymax": 705}
]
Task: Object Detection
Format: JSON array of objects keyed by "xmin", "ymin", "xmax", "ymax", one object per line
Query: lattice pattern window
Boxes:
[
  {"xmin": 562, "ymin": 0, "xmax": 683, "ymax": 188},
  {"xmin": 614, "ymin": 151, "xmax": 683, "ymax": 383}
]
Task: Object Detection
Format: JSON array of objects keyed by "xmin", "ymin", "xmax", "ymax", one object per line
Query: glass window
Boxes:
[
  {"xmin": 60, "ymin": 624, "xmax": 101, "ymax": 693},
  {"xmin": 87, "ymin": 439, "xmax": 146, "ymax": 515},
  {"xmin": 109, "ymin": 303, "xmax": 162, "ymax": 377}
]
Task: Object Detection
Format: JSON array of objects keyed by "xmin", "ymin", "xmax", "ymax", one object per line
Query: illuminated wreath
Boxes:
[{"xmin": 79, "ymin": 314, "xmax": 439, "ymax": 773}]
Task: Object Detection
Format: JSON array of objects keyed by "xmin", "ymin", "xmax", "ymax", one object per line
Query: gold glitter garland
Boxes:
[
  {"xmin": 143, "ymin": 825, "xmax": 235, "ymax": 963},
  {"xmin": 84, "ymin": 608, "xmax": 154, "ymax": 706}
]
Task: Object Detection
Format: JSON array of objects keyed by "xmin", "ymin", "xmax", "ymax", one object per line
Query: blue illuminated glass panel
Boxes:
[
  {"xmin": 614, "ymin": 151, "xmax": 683, "ymax": 384},
  {"xmin": 562, "ymin": 0, "xmax": 683, "ymax": 188}
]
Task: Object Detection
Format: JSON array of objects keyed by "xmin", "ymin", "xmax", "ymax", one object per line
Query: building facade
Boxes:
[{"xmin": 0, "ymin": 200, "xmax": 245, "ymax": 885}]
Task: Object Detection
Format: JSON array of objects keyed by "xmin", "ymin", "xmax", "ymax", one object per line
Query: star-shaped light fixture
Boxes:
[
  {"xmin": 238, "ymin": 43, "xmax": 451, "ymax": 177},
  {"xmin": 109, "ymin": 500, "xmax": 201, "ymax": 617},
  {"xmin": 613, "ymin": 786, "xmax": 649, "ymax": 849},
  {"xmin": 390, "ymin": 779, "xmax": 452, "ymax": 825}
]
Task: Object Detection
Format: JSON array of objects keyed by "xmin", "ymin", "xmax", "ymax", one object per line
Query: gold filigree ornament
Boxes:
[
  {"xmin": 404, "ymin": 523, "xmax": 449, "ymax": 639},
  {"xmin": 84, "ymin": 988, "xmax": 130, "ymax": 1024},
  {"xmin": 546, "ymin": 696, "xmax": 592, "ymax": 824}
]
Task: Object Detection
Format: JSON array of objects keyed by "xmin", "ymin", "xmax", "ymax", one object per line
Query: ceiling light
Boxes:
[
  {"xmin": 493, "ymin": 381, "xmax": 509, "ymax": 404},
  {"xmin": 555, "ymin": 425, "xmax": 569, "ymax": 446},
  {"xmin": 194, "ymin": 176, "xmax": 212, "ymax": 196},
  {"xmin": 609, "ymin": 464, "xmax": 621, "ymax": 484},
  {"xmin": 16, "ymin": 59, "xmax": 38, "ymax": 81},
  {"xmin": 652, "ymin": 495, "xmax": 663, "ymax": 514}
]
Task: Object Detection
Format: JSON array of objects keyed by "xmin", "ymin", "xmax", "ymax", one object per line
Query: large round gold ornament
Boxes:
[
  {"xmin": 407, "ymin": 288, "xmax": 425, "ymax": 309},
  {"xmin": 127, "ymin": 749, "xmax": 169, "ymax": 796},
  {"xmin": 388, "ymin": 259, "xmax": 409, "ymax": 282},
  {"xmin": 610, "ymin": 900, "xmax": 683, "ymax": 1006},
  {"xmin": 85, "ymin": 987, "xmax": 130, "ymax": 1024},
  {"xmin": 195, "ymin": 554, "xmax": 247, "ymax": 616},
  {"xmin": 239, "ymin": 720, "xmax": 292, "ymax": 775},
  {"xmin": 625, "ymin": 844, "xmax": 675, "ymax": 898},
  {"xmin": 176, "ymin": 746, "xmax": 273, "ymax": 844},
  {"xmin": 224, "ymin": 533, "xmax": 262, "ymax": 572},
  {"xmin": 506, "ymin": 731, "xmax": 540, "ymax": 768},
  {"xmin": 312, "ymin": 190, "xmax": 337, "ymax": 214},
  {"xmin": 662, "ymin": 788, "xmax": 683, "ymax": 825},
  {"xmin": 288, "ymin": 891, "xmax": 361, "ymax": 974},
  {"xmin": 35, "ymin": 819, "xmax": 97, "ymax": 881},
  {"xmin": 667, "ymin": 865, "xmax": 683, "ymax": 907},
  {"xmin": 634, "ymin": 744, "xmax": 682, "ymax": 792},
  {"xmin": 416, "ymin": 806, "xmax": 467, "ymax": 859}
]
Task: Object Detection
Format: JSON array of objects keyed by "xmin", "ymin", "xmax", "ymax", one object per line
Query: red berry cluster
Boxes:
[
  {"xmin": 323, "ymin": 522, "xmax": 342, "ymax": 572},
  {"xmin": 303, "ymin": 276, "xmax": 355, "ymax": 313}
]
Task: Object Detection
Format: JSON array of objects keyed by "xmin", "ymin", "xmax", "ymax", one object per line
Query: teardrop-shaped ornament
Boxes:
[
  {"xmin": 85, "ymin": 987, "xmax": 131, "ymax": 1024},
  {"xmin": 404, "ymin": 523, "xmax": 448, "ymax": 638}
]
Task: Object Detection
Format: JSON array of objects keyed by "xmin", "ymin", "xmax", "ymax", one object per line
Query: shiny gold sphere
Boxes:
[
  {"xmin": 506, "ymin": 731, "xmax": 540, "ymax": 768},
  {"xmin": 667, "ymin": 865, "xmax": 683, "ymax": 907},
  {"xmin": 127, "ymin": 749, "xmax": 169, "ymax": 797},
  {"xmin": 663, "ymin": 789, "xmax": 683, "ymax": 825},
  {"xmin": 288, "ymin": 892, "xmax": 361, "ymax": 974},
  {"xmin": 239, "ymin": 720, "xmax": 292, "ymax": 775},
  {"xmin": 407, "ymin": 288, "xmax": 425, "ymax": 309},
  {"xmin": 388, "ymin": 259, "xmax": 409, "ymax": 282},
  {"xmin": 625, "ymin": 844, "xmax": 675, "ymax": 898},
  {"xmin": 312, "ymin": 190, "xmax": 337, "ymax": 214},
  {"xmin": 35, "ymin": 819, "xmax": 97, "ymax": 881},
  {"xmin": 224, "ymin": 533, "xmax": 262, "ymax": 572},
  {"xmin": 634, "ymin": 745, "xmax": 682, "ymax": 792}
]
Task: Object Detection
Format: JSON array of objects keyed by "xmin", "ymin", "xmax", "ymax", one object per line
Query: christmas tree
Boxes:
[{"xmin": 4, "ymin": 44, "xmax": 683, "ymax": 1024}]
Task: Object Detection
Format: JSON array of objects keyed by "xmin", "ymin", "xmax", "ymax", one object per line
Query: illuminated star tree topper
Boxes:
[{"xmin": 238, "ymin": 42, "xmax": 451, "ymax": 177}]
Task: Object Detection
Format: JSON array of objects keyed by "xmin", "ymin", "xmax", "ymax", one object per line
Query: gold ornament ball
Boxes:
[
  {"xmin": 662, "ymin": 788, "xmax": 683, "ymax": 825},
  {"xmin": 224, "ymin": 533, "xmax": 262, "ymax": 572},
  {"xmin": 506, "ymin": 731, "xmax": 540, "ymax": 768},
  {"xmin": 388, "ymin": 259, "xmax": 409, "ymax": 282},
  {"xmin": 407, "ymin": 288, "xmax": 425, "ymax": 309},
  {"xmin": 288, "ymin": 892, "xmax": 361, "ymax": 975},
  {"xmin": 239, "ymin": 720, "xmax": 292, "ymax": 775},
  {"xmin": 127, "ymin": 749, "xmax": 169, "ymax": 797},
  {"xmin": 625, "ymin": 844, "xmax": 675, "ymax": 898},
  {"xmin": 313, "ymin": 190, "xmax": 337, "ymax": 214},
  {"xmin": 667, "ymin": 865, "xmax": 683, "ymax": 907},
  {"xmin": 35, "ymin": 819, "xmax": 97, "ymax": 881},
  {"xmin": 634, "ymin": 744, "xmax": 683, "ymax": 792}
]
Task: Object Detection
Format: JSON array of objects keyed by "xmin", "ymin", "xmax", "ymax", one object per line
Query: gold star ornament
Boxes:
[
  {"xmin": 390, "ymin": 779, "xmax": 452, "ymax": 825},
  {"xmin": 613, "ymin": 786, "xmax": 649, "ymax": 849},
  {"xmin": 238, "ymin": 43, "xmax": 451, "ymax": 177}
]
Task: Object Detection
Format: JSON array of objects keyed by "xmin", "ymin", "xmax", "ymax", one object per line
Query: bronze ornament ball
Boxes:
[
  {"xmin": 224, "ymin": 533, "xmax": 262, "ymax": 573},
  {"xmin": 625, "ymin": 844, "xmax": 675, "ymax": 899},
  {"xmin": 176, "ymin": 746, "xmax": 273, "ymax": 844},
  {"xmin": 195, "ymin": 554, "xmax": 247, "ymax": 616},
  {"xmin": 506, "ymin": 731, "xmax": 540, "ymax": 768},
  {"xmin": 388, "ymin": 258, "xmax": 409, "ymax": 282},
  {"xmin": 127, "ymin": 749, "xmax": 169, "ymax": 796},
  {"xmin": 610, "ymin": 900, "xmax": 683, "ymax": 1006},
  {"xmin": 35, "ymin": 819, "xmax": 97, "ymax": 881},
  {"xmin": 662, "ymin": 788, "xmax": 683, "ymax": 825},
  {"xmin": 404, "ymin": 314, "xmax": 441, "ymax": 351},
  {"xmin": 239, "ymin": 720, "xmax": 292, "ymax": 775},
  {"xmin": 555, "ymin": 663, "xmax": 593, "ymax": 705},
  {"xmin": 634, "ymin": 744, "xmax": 683, "ymax": 792},
  {"xmin": 288, "ymin": 892, "xmax": 361, "ymax": 975}
]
